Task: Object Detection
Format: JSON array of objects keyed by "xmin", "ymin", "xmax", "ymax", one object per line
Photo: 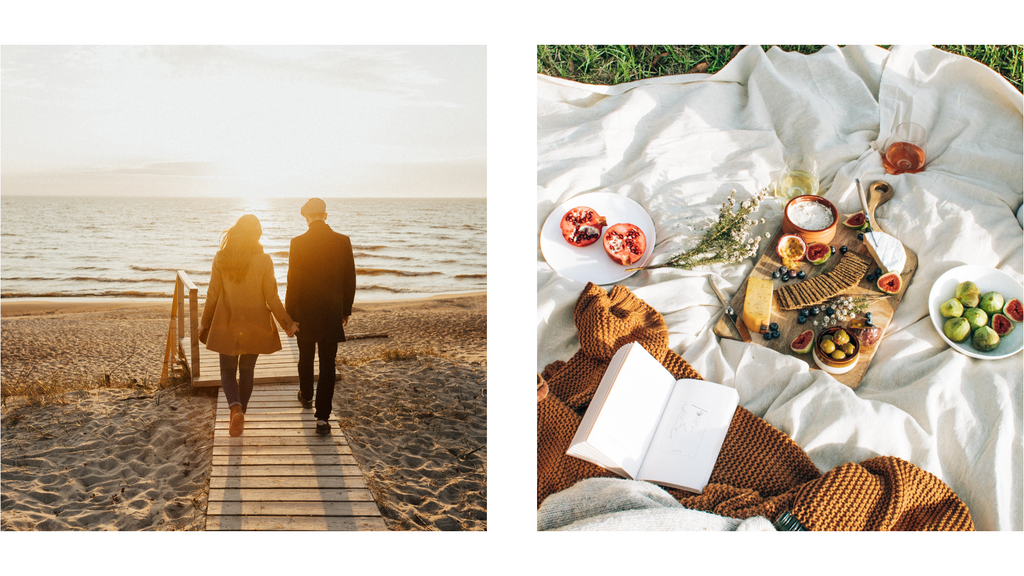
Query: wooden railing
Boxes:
[{"xmin": 161, "ymin": 270, "xmax": 200, "ymax": 384}]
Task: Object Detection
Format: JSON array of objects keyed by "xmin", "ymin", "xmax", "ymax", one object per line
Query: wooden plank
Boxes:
[
  {"xmin": 208, "ymin": 501, "xmax": 381, "ymax": 517},
  {"xmin": 212, "ymin": 454, "xmax": 358, "ymax": 466},
  {"xmin": 205, "ymin": 515, "xmax": 386, "ymax": 531},
  {"xmin": 209, "ymin": 465, "xmax": 364, "ymax": 477},
  {"xmin": 213, "ymin": 420, "xmax": 324, "ymax": 430},
  {"xmin": 212, "ymin": 445, "xmax": 351, "ymax": 456},
  {"xmin": 209, "ymin": 476, "xmax": 367, "ymax": 490},
  {"xmin": 212, "ymin": 430, "xmax": 348, "ymax": 444},
  {"xmin": 208, "ymin": 488, "xmax": 374, "ymax": 503},
  {"xmin": 216, "ymin": 411, "xmax": 313, "ymax": 420}
]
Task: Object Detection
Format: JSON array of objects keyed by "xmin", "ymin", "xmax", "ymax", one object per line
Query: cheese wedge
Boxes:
[{"xmin": 742, "ymin": 277, "xmax": 773, "ymax": 333}]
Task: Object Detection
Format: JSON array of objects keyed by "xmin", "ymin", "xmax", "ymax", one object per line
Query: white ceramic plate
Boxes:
[
  {"xmin": 928, "ymin": 265, "xmax": 1024, "ymax": 360},
  {"xmin": 540, "ymin": 193, "xmax": 656, "ymax": 285}
]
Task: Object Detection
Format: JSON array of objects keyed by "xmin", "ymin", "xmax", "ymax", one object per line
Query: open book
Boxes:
[{"xmin": 567, "ymin": 341, "xmax": 739, "ymax": 494}]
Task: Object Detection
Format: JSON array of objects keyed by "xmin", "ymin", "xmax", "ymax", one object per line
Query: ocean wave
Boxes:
[
  {"xmin": 1, "ymin": 290, "xmax": 173, "ymax": 299},
  {"xmin": 130, "ymin": 265, "xmax": 208, "ymax": 275},
  {"xmin": 455, "ymin": 274, "xmax": 487, "ymax": 279},
  {"xmin": 352, "ymin": 245, "xmax": 387, "ymax": 251},
  {"xmin": 352, "ymin": 252, "xmax": 412, "ymax": 261},
  {"xmin": 357, "ymin": 284, "xmax": 422, "ymax": 294},
  {"xmin": 356, "ymin": 268, "xmax": 441, "ymax": 277}
]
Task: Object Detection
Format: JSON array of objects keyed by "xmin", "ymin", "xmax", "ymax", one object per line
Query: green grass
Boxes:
[{"xmin": 537, "ymin": 45, "xmax": 1023, "ymax": 92}]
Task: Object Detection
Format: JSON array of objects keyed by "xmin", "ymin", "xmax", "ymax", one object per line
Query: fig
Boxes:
[
  {"xmin": 806, "ymin": 242, "xmax": 831, "ymax": 265},
  {"xmin": 877, "ymin": 271, "xmax": 902, "ymax": 294},
  {"xmin": 955, "ymin": 281, "xmax": 981, "ymax": 308},
  {"xmin": 939, "ymin": 298, "xmax": 964, "ymax": 318},
  {"xmin": 991, "ymin": 313, "xmax": 1014, "ymax": 336},
  {"xmin": 963, "ymin": 308, "xmax": 988, "ymax": 332},
  {"xmin": 971, "ymin": 325, "xmax": 1001, "ymax": 352},
  {"xmin": 1003, "ymin": 298, "xmax": 1023, "ymax": 322},
  {"xmin": 943, "ymin": 317, "xmax": 971, "ymax": 343},
  {"xmin": 790, "ymin": 330, "xmax": 814, "ymax": 354},
  {"xmin": 979, "ymin": 291, "xmax": 1005, "ymax": 316},
  {"xmin": 842, "ymin": 213, "xmax": 868, "ymax": 230}
]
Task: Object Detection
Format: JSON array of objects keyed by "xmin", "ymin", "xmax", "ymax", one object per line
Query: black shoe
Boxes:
[
  {"xmin": 297, "ymin": 391, "xmax": 312, "ymax": 409},
  {"xmin": 315, "ymin": 419, "xmax": 331, "ymax": 435}
]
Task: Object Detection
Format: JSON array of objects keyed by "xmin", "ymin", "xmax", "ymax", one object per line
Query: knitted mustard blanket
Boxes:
[{"xmin": 537, "ymin": 283, "xmax": 973, "ymax": 531}]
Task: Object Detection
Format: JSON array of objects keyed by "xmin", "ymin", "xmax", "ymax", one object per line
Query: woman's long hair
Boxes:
[{"xmin": 218, "ymin": 214, "xmax": 264, "ymax": 282}]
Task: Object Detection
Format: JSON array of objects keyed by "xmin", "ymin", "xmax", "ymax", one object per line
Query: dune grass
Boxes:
[
  {"xmin": 337, "ymin": 345, "xmax": 454, "ymax": 367},
  {"xmin": 537, "ymin": 45, "xmax": 1023, "ymax": 92}
]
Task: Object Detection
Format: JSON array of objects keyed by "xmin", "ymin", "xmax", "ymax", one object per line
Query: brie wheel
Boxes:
[{"xmin": 865, "ymin": 231, "xmax": 906, "ymax": 275}]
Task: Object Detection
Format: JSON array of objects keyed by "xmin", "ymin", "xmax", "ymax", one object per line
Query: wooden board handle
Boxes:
[{"xmin": 866, "ymin": 180, "xmax": 894, "ymax": 234}]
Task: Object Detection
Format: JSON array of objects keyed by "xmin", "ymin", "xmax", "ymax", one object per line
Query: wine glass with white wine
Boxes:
[{"xmin": 777, "ymin": 153, "xmax": 820, "ymax": 200}]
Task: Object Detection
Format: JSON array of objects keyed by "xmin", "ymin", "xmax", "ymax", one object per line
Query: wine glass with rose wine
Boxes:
[{"xmin": 883, "ymin": 122, "xmax": 926, "ymax": 175}]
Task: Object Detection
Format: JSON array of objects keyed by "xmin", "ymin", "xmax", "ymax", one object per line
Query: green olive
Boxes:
[{"xmin": 831, "ymin": 350, "xmax": 847, "ymax": 361}]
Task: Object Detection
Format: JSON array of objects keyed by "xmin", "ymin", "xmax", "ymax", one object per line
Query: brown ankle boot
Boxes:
[{"xmin": 229, "ymin": 405, "xmax": 245, "ymax": 437}]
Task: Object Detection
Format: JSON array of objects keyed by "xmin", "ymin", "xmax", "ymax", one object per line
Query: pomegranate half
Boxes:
[
  {"xmin": 603, "ymin": 223, "xmax": 647, "ymax": 266},
  {"xmin": 560, "ymin": 206, "xmax": 607, "ymax": 247}
]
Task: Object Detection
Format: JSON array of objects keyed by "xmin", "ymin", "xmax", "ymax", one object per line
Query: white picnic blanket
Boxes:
[{"xmin": 537, "ymin": 45, "xmax": 1023, "ymax": 531}]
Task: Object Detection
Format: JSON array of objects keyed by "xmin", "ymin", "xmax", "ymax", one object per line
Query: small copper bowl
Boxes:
[
  {"xmin": 812, "ymin": 326, "xmax": 860, "ymax": 375},
  {"xmin": 782, "ymin": 195, "xmax": 838, "ymax": 244}
]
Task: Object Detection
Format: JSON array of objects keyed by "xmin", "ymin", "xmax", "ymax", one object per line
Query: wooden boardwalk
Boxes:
[{"xmin": 206, "ymin": 383, "xmax": 386, "ymax": 530}]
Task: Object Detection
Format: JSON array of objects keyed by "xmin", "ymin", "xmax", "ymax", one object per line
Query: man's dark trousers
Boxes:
[{"xmin": 298, "ymin": 338, "xmax": 338, "ymax": 421}]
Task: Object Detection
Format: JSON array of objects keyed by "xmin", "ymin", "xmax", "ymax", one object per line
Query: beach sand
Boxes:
[{"xmin": 1, "ymin": 292, "xmax": 486, "ymax": 531}]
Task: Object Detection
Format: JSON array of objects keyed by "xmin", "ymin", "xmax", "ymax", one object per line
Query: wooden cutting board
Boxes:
[{"xmin": 713, "ymin": 182, "xmax": 918, "ymax": 389}]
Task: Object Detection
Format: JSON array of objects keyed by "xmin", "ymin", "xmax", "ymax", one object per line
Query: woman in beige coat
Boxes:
[{"xmin": 199, "ymin": 214, "xmax": 298, "ymax": 437}]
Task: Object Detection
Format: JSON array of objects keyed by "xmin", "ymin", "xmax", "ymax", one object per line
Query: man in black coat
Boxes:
[{"xmin": 286, "ymin": 198, "xmax": 356, "ymax": 435}]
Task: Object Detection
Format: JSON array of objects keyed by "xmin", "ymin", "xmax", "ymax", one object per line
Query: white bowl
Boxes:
[
  {"xmin": 927, "ymin": 265, "xmax": 1024, "ymax": 360},
  {"xmin": 540, "ymin": 192, "xmax": 656, "ymax": 285}
]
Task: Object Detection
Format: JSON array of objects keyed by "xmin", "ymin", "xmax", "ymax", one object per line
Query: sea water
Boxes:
[{"xmin": 0, "ymin": 196, "xmax": 486, "ymax": 302}]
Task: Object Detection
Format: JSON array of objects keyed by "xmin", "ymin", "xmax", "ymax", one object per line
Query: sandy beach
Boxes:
[{"xmin": 1, "ymin": 292, "xmax": 486, "ymax": 531}]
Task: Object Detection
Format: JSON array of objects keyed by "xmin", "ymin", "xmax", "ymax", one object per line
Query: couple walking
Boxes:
[{"xmin": 198, "ymin": 198, "xmax": 356, "ymax": 437}]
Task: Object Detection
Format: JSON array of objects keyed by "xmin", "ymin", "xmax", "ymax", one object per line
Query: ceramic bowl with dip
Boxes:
[
  {"xmin": 782, "ymin": 195, "xmax": 838, "ymax": 244},
  {"xmin": 813, "ymin": 326, "xmax": 860, "ymax": 374}
]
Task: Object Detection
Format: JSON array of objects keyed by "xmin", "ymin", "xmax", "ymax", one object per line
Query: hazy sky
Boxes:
[{"xmin": 1, "ymin": 45, "xmax": 486, "ymax": 198}]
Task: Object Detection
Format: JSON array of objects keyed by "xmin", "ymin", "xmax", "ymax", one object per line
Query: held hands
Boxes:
[
  {"xmin": 342, "ymin": 316, "xmax": 349, "ymax": 327},
  {"xmin": 286, "ymin": 321, "xmax": 299, "ymax": 338}
]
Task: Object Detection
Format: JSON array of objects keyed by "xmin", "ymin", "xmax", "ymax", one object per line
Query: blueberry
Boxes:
[
  {"xmin": 780, "ymin": 266, "xmax": 789, "ymax": 275},
  {"xmin": 874, "ymin": 268, "xmax": 882, "ymax": 276},
  {"xmin": 857, "ymin": 233, "xmax": 864, "ymax": 240},
  {"xmin": 811, "ymin": 306, "xmax": 821, "ymax": 316},
  {"xmin": 865, "ymin": 312, "xmax": 873, "ymax": 320},
  {"xmin": 830, "ymin": 245, "xmax": 836, "ymax": 254},
  {"xmin": 763, "ymin": 332, "xmax": 773, "ymax": 340},
  {"xmin": 867, "ymin": 273, "xmax": 875, "ymax": 282},
  {"xmin": 800, "ymin": 309, "xmax": 809, "ymax": 317},
  {"xmin": 782, "ymin": 274, "xmax": 790, "ymax": 282},
  {"xmin": 797, "ymin": 270, "xmax": 806, "ymax": 279},
  {"xmin": 840, "ymin": 245, "xmax": 848, "ymax": 254},
  {"xmin": 772, "ymin": 270, "xmax": 780, "ymax": 279},
  {"xmin": 769, "ymin": 322, "xmax": 779, "ymax": 331},
  {"xmin": 825, "ymin": 307, "xmax": 835, "ymax": 316},
  {"xmin": 771, "ymin": 330, "xmax": 780, "ymax": 339},
  {"xmin": 798, "ymin": 315, "xmax": 807, "ymax": 324},
  {"xmin": 865, "ymin": 319, "xmax": 873, "ymax": 327}
]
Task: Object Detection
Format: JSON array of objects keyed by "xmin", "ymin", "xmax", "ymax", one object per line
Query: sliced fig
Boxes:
[
  {"xmin": 991, "ymin": 313, "xmax": 1014, "ymax": 336},
  {"xmin": 603, "ymin": 223, "xmax": 646, "ymax": 265},
  {"xmin": 1002, "ymin": 298, "xmax": 1023, "ymax": 323},
  {"xmin": 842, "ymin": 213, "xmax": 868, "ymax": 230},
  {"xmin": 876, "ymin": 271, "xmax": 902, "ymax": 294},
  {"xmin": 790, "ymin": 329, "xmax": 814, "ymax": 354},
  {"xmin": 805, "ymin": 242, "xmax": 831, "ymax": 265},
  {"xmin": 560, "ymin": 206, "xmax": 607, "ymax": 247}
]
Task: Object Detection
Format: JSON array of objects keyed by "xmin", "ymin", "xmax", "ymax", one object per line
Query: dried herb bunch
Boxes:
[{"xmin": 635, "ymin": 187, "xmax": 770, "ymax": 271}]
